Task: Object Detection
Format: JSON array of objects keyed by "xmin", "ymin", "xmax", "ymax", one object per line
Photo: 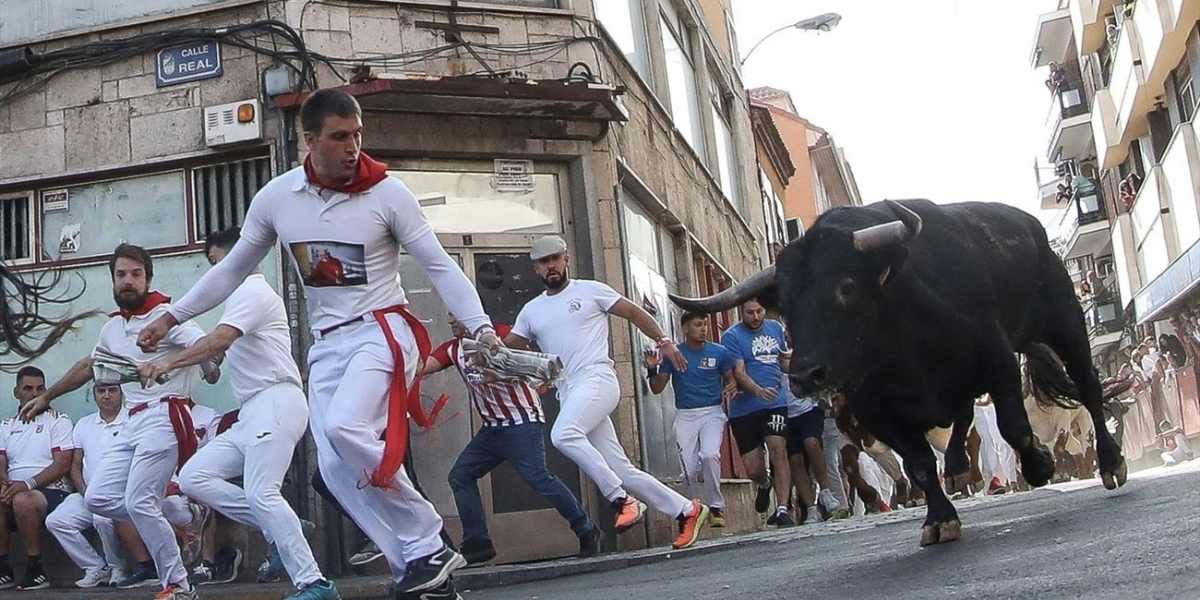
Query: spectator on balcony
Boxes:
[
  {"xmin": 1119, "ymin": 173, "xmax": 1142, "ymax": 211},
  {"xmin": 1159, "ymin": 334, "xmax": 1188, "ymax": 369},
  {"xmin": 1045, "ymin": 62, "xmax": 1066, "ymax": 92}
]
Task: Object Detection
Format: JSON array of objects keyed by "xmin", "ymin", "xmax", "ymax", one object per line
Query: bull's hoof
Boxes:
[
  {"xmin": 1100, "ymin": 459, "xmax": 1128, "ymax": 490},
  {"xmin": 1022, "ymin": 444, "xmax": 1056, "ymax": 488},
  {"xmin": 919, "ymin": 519, "xmax": 962, "ymax": 546}
]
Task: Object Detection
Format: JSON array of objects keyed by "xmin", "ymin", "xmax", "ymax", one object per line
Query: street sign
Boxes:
[{"xmin": 155, "ymin": 41, "xmax": 223, "ymax": 88}]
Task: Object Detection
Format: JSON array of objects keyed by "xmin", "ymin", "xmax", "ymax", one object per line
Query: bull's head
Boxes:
[{"xmin": 669, "ymin": 200, "xmax": 923, "ymax": 395}]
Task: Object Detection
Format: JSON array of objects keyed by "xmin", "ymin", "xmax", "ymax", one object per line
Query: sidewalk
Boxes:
[{"xmin": 13, "ymin": 491, "xmax": 1035, "ymax": 600}]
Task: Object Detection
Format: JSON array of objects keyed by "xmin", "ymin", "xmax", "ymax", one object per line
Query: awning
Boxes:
[
  {"xmin": 274, "ymin": 76, "xmax": 628, "ymax": 122},
  {"xmin": 1134, "ymin": 239, "xmax": 1200, "ymax": 324}
]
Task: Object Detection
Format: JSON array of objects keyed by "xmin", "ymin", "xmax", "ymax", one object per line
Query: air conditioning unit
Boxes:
[{"xmin": 204, "ymin": 99, "xmax": 262, "ymax": 147}]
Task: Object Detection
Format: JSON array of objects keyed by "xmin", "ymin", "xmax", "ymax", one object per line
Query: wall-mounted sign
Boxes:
[
  {"xmin": 42, "ymin": 189, "xmax": 68, "ymax": 212},
  {"xmin": 491, "ymin": 159, "xmax": 535, "ymax": 193},
  {"xmin": 156, "ymin": 41, "xmax": 223, "ymax": 88}
]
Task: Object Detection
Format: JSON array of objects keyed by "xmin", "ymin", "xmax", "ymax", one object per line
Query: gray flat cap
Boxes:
[{"xmin": 530, "ymin": 235, "xmax": 568, "ymax": 260}]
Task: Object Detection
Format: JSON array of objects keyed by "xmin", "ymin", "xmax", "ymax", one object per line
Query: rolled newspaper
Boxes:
[
  {"xmin": 459, "ymin": 338, "xmax": 563, "ymax": 385},
  {"xmin": 92, "ymin": 348, "xmax": 169, "ymax": 385}
]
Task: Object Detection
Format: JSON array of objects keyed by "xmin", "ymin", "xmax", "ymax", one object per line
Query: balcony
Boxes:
[
  {"xmin": 1071, "ymin": 0, "xmax": 1118, "ymax": 54},
  {"xmin": 1110, "ymin": 17, "xmax": 1148, "ymax": 160},
  {"xmin": 1082, "ymin": 272, "xmax": 1125, "ymax": 351},
  {"xmin": 1045, "ymin": 83, "xmax": 1094, "ymax": 163},
  {"xmin": 1163, "ymin": 121, "xmax": 1200, "ymax": 251},
  {"xmin": 1111, "ymin": 212, "xmax": 1141, "ymax": 310},
  {"xmin": 1129, "ymin": 165, "xmax": 1174, "ymax": 283},
  {"xmin": 1031, "ymin": 9, "xmax": 1074, "ymax": 67},
  {"xmin": 1092, "ymin": 88, "xmax": 1121, "ymax": 167},
  {"xmin": 1054, "ymin": 179, "xmax": 1110, "ymax": 259}
]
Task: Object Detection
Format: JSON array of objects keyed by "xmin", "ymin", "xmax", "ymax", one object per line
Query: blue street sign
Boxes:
[{"xmin": 155, "ymin": 41, "xmax": 223, "ymax": 88}]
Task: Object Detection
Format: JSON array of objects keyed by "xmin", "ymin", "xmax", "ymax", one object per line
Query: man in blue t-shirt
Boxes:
[
  {"xmin": 645, "ymin": 312, "xmax": 737, "ymax": 526},
  {"xmin": 721, "ymin": 298, "xmax": 795, "ymax": 527}
]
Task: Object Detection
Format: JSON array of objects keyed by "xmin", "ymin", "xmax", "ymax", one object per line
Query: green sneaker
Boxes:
[{"xmin": 286, "ymin": 579, "xmax": 341, "ymax": 600}]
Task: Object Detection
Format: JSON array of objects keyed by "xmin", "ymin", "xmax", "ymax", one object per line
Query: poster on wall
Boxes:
[
  {"xmin": 58, "ymin": 223, "xmax": 81, "ymax": 254},
  {"xmin": 42, "ymin": 189, "xmax": 68, "ymax": 212}
]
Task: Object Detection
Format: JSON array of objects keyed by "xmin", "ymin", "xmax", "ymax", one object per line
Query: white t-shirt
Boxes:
[
  {"xmin": 190, "ymin": 404, "xmax": 220, "ymax": 447},
  {"xmin": 0, "ymin": 409, "xmax": 74, "ymax": 491},
  {"xmin": 73, "ymin": 409, "xmax": 127, "ymax": 485},
  {"xmin": 218, "ymin": 274, "xmax": 302, "ymax": 405},
  {"xmin": 94, "ymin": 301, "xmax": 207, "ymax": 408},
  {"xmin": 512, "ymin": 279, "xmax": 622, "ymax": 380}
]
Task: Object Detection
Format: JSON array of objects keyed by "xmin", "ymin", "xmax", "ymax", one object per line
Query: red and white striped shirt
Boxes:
[{"xmin": 431, "ymin": 332, "xmax": 545, "ymax": 428}]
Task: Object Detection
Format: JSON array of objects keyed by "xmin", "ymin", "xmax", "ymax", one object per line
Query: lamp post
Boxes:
[{"xmin": 740, "ymin": 12, "xmax": 842, "ymax": 67}]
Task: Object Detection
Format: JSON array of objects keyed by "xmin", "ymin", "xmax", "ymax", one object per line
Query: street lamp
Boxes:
[{"xmin": 740, "ymin": 12, "xmax": 842, "ymax": 67}]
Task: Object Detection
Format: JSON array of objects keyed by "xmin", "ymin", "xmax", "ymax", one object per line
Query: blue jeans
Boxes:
[{"xmin": 448, "ymin": 422, "xmax": 593, "ymax": 545}]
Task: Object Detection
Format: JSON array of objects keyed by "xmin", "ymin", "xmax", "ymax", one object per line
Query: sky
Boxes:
[{"xmin": 733, "ymin": 0, "xmax": 1057, "ymax": 219}]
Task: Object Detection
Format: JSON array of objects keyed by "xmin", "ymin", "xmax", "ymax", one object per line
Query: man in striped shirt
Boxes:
[{"xmin": 422, "ymin": 314, "xmax": 600, "ymax": 565}]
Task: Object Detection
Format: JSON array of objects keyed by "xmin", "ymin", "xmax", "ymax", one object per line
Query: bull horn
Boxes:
[
  {"xmin": 669, "ymin": 265, "xmax": 776, "ymax": 314},
  {"xmin": 852, "ymin": 200, "xmax": 924, "ymax": 252}
]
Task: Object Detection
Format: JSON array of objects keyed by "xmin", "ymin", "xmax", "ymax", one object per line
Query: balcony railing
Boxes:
[{"xmin": 1083, "ymin": 272, "xmax": 1125, "ymax": 337}]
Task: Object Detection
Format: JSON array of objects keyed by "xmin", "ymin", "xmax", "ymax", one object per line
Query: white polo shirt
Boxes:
[
  {"xmin": 0, "ymin": 409, "xmax": 74, "ymax": 492},
  {"xmin": 93, "ymin": 301, "xmax": 207, "ymax": 408},
  {"xmin": 236, "ymin": 167, "xmax": 434, "ymax": 331},
  {"xmin": 512, "ymin": 279, "xmax": 622, "ymax": 380},
  {"xmin": 73, "ymin": 409, "xmax": 127, "ymax": 485},
  {"xmin": 218, "ymin": 274, "xmax": 302, "ymax": 405}
]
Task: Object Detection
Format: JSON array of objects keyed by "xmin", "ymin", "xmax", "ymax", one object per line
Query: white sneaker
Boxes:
[
  {"xmin": 109, "ymin": 568, "xmax": 129, "ymax": 587},
  {"xmin": 75, "ymin": 567, "xmax": 111, "ymax": 588}
]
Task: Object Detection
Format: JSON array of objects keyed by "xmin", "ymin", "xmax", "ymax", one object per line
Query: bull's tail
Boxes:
[{"xmin": 1024, "ymin": 343, "xmax": 1081, "ymax": 409}]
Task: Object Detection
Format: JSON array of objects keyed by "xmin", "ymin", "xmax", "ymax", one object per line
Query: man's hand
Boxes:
[
  {"xmin": 203, "ymin": 366, "xmax": 221, "ymax": 385},
  {"xmin": 138, "ymin": 362, "xmax": 170, "ymax": 388},
  {"xmin": 643, "ymin": 347, "xmax": 662, "ymax": 369},
  {"xmin": 137, "ymin": 313, "xmax": 178, "ymax": 352},
  {"xmin": 19, "ymin": 396, "xmax": 50, "ymax": 422},
  {"xmin": 659, "ymin": 340, "xmax": 687, "ymax": 373},
  {"xmin": 721, "ymin": 380, "xmax": 738, "ymax": 403},
  {"xmin": 476, "ymin": 327, "xmax": 502, "ymax": 355},
  {"xmin": 1, "ymin": 480, "xmax": 29, "ymax": 502}
]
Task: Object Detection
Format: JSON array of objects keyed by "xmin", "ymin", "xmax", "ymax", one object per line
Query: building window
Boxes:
[
  {"xmin": 786, "ymin": 218, "xmax": 803, "ymax": 241},
  {"xmin": 390, "ymin": 167, "xmax": 563, "ymax": 235},
  {"xmin": 0, "ymin": 194, "xmax": 32, "ymax": 263},
  {"xmin": 40, "ymin": 171, "xmax": 189, "ymax": 261},
  {"xmin": 594, "ymin": 0, "xmax": 649, "ymax": 78},
  {"xmin": 724, "ymin": 8, "xmax": 739, "ymax": 67},
  {"xmin": 711, "ymin": 71, "xmax": 740, "ymax": 211},
  {"xmin": 660, "ymin": 8, "xmax": 704, "ymax": 156},
  {"xmin": 193, "ymin": 156, "xmax": 273, "ymax": 239}
]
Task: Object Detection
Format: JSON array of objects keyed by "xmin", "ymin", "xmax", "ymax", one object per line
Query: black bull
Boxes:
[{"xmin": 671, "ymin": 199, "xmax": 1128, "ymax": 546}]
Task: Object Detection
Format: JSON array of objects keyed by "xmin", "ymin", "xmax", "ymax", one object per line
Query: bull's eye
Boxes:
[{"xmin": 836, "ymin": 280, "xmax": 856, "ymax": 304}]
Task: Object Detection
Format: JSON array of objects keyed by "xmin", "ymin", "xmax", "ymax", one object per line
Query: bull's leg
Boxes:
[
  {"xmin": 890, "ymin": 429, "xmax": 960, "ymax": 546},
  {"xmin": 942, "ymin": 415, "xmax": 974, "ymax": 495},
  {"xmin": 1040, "ymin": 340, "xmax": 1127, "ymax": 489},
  {"xmin": 987, "ymin": 349, "xmax": 1057, "ymax": 487}
]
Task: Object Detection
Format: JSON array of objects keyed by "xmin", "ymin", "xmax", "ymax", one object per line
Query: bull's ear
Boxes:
[{"xmin": 873, "ymin": 245, "xmax": 909, "ymax": 288}]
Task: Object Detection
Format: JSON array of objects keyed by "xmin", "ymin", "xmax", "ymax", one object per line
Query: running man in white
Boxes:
[
  {"xmin": 22, "ymin": 243, "xmax": 218, "ymax": 600},
  {"xmin": 504, "ymin": 235, "xmax": 709, "ymax": 550},
  {"xmin": 45, "ymin": 382, "xmax": 127, "ymax": 588},
  {"xmin": 137, "ymin": 89, "xmax": 499, "ymax": 600},
  {"xmin": 139, "ymin": 227, "xmax": 337, "ymax": 600}
]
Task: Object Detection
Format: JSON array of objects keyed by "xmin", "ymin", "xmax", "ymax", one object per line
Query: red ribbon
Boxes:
[{"xmin": 369, "ymin": 305, "xmax": 449, "ymax": 488}]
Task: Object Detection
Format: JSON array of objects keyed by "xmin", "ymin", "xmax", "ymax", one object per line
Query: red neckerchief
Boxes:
[
  {"xmin": 303, "ymin": 152, "xmax": 389, "ymax": 193},
  {"xmin": 113, "ymin": 291, "xmax": 171, "ymax": 319}
]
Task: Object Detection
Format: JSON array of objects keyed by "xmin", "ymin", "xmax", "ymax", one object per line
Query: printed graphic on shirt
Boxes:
[
  {"xmin": 750, "ymin": 334, "xmax": 782, "ymax": 363},
  {"xmin": 289, "ymin": 241, "xmax": 368, "ymax": 288}
]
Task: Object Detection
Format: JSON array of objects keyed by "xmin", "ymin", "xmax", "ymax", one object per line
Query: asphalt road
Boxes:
[{"xmin": 471, "ymin": 462, "xmax": 1200, "ymax": 600}]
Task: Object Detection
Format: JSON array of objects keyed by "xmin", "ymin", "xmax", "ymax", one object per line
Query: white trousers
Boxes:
[
  {"xmin": 85, "ymin": 403, "xmax": 186, "ymax": 589},
  {"xmin": 674, "ymin": 406, "xmax": 727, "ymax": 509},
  {"xmin": 307, "ymin": 314, "xmax": 444, "ymax": 580},
  {"xmin": 161, "ymin": 493, "xmax": 192, "ymax": 529},
  {"xmin": 974, "ymin": 404, "xmax": 1018, "ymax": 483},
  {"xmin": 821, "ymin": 417, "xmax": 849, "ymax": 507},
  {"xmin": 46, "ymin": 492, "xmax": 121, "ymax": 573},
  {"xmin": 179, "ymin": 383, "xmax": 322, "ymax": 588},
  {"xmin": 550, "ymin": 366, "xmax": 691, "ymax": 518}
]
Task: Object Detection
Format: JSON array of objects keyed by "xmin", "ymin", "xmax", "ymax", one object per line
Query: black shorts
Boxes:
[
  {"xmin": 5, "ymin": 488, "xmax": 70, "ymax": 530},
  {"xmin": 787, "ymin": 407, "xmax": 826, "ymax": 455},
  {"xmin": 730, "ymin": 407, "xmax": 788, "ymax": 454}
]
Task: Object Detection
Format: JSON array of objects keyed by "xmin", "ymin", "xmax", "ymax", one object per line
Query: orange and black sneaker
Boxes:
[
  {"xmin": 673, "ymin": 499, "xmax": 710, "ymax": 549},
  {"xmin": 612, "ymin": 496, "xmax": 647, "ymax": 532}
]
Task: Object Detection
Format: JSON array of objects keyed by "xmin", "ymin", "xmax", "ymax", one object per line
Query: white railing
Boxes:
[
  {"xmin": 1111, "ymin": 17, "xmax": 1144, "ymax": 128},
  {"xmin": 1112, "ymin": 213, "xmax": 1139, "ymax": 309},
  {"xmin": 1132, "ymin": 0, "xmax": 1166, "ymax": 76},
  {"xmin": 1162, "ymin": 124, "xmax": 1200, "ymax": 251}
]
